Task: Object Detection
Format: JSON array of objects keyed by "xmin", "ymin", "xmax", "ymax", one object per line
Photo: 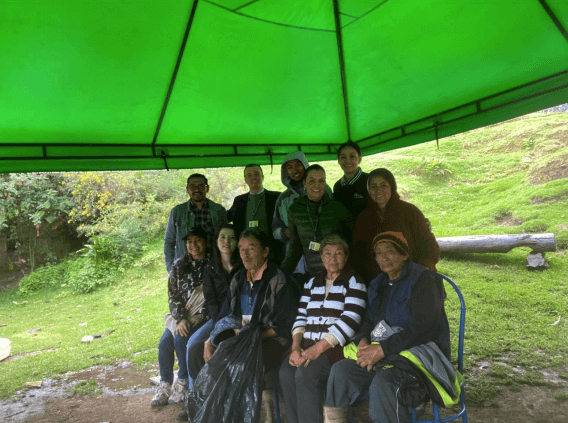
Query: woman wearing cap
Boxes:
[
  {"xmin": 324, "ymin": 232, "xmax": 449, "ymax": 423},
  {"xmin": 151, "ymin": 227, "xmax": 210, "ymax": 407},
  {"xmin": 279, "ymin": 234, "xmax": 366, "ymax": 423},
  {"xmin": 351, "ymin": 168, "xmax": 440, "ymax": 282}
]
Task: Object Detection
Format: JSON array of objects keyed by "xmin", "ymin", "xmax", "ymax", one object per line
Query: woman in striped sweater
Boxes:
[{"xmin": 279, "ymin": 235, "xmax": 367, "ymax": 423}]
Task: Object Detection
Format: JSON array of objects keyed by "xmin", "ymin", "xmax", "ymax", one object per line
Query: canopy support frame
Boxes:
[
  {"xmin": 332, "ymin": 0, "xmax": 351, "ymax": 142},
  {"xmin": 151, "ymin": 0, "xmax": 201, "ymax": 153},
  {"xmin": 538, "ymin": 0, "xmax": 568, "ymax": 43},
  {"xmin": 359, "ymin": 69, "xmax": 568, "ymax": 152}
]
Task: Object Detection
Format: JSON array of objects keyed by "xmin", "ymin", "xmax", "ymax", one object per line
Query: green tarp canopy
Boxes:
[{"xmin": 1, "ymin": 0, "xmax": 567, "ymax": 173}]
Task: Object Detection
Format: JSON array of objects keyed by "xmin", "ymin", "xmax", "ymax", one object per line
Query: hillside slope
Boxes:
[{"xmin": 220, "ymin": 111, "xmax": 568, "ymax": 247}]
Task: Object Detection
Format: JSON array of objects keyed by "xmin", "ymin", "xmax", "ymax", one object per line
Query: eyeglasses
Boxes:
[{"xmin": 188, "ymin": 183, "xmax": 207, "ymax": 191}]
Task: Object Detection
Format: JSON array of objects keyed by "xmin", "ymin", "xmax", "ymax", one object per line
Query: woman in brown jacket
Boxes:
[{"xmin": 351, "ymin": 168, "xmax": 440, "ymax": 282}]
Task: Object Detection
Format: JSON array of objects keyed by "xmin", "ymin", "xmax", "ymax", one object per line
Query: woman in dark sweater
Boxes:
[
  {"xmin": 351, "ymin": 168, "xmax": 440, "ymax": 282},
  {"xmin": 279, "ymin": 235, "xmax": 366, "ymax": 423},
  {"xmin": 333, "ymin": 141, "xmax": 369, "ymax": 219}
]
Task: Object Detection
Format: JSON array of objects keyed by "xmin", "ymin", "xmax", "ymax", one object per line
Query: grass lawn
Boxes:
[
  {"xmin": 0, "ymin": 242, "xmax": 168, "ymax": 398},
  {"xmin": 1, "ymin": 112, "xmax": 567, "ymax": 404}
]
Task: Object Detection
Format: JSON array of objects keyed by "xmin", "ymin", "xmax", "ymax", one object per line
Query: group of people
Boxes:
[{"xmin": 156, "ymin": 141, "xmax": 450, "ymax": 423}]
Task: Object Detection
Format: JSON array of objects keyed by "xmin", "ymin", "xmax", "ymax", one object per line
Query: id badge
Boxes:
[
  {"xmin": 309, "ymin": 241, "xmax": 320, "ymax": 251},
  {"xmin": 249, "ymin": 220, "xmax": 259, "ymax": 228}
]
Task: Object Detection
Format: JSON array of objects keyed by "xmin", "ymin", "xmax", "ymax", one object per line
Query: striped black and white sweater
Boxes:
[{"xmin": 292, "ymin": 267, "xmax": 367, "ymax": 346}]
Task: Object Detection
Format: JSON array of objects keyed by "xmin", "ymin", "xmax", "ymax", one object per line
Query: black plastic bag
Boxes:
[{"xmin": 185, "ymin": 324, "xmax": 264, "ymax": 423}]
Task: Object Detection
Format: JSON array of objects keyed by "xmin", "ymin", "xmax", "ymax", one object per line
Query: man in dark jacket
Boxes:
[
  {"xmin": 187, "ymin": 229, "xmax": 299, "ymax": 380},
  {"xmin": 227, "ymin": 164, "xmax": 283, "ymax": 262},
  {"xmin": 281, "ymin": 165, "xmax": 354, "ymax": 280}
]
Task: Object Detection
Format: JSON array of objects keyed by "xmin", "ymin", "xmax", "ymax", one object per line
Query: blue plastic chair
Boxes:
[
  {"xmin": 409, "ymin": 273, "xmax": 468, "ymax": 423},
  {"xmin": 348, "ymin": 273, "xmax": 468, "ymax": 423}
]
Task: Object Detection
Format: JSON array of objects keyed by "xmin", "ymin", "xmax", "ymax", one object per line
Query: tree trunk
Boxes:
[
  {"xmin": 0, "ymin": 235, "xmax": 7, "ymax": 270},
  {"xmin": 436, "ymin": 233, "xmax": 556, "ymax": 253}
]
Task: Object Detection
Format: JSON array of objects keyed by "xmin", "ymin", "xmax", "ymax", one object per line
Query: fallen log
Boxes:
[{"xmin": 436, "ymin": 233, "xmax": 556, "ymax": 254}]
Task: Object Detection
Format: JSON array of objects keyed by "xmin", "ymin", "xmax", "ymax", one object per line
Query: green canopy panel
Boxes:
[{"xmin": 1, "ymin": 0, "xmax": 567, "ymax": 173}]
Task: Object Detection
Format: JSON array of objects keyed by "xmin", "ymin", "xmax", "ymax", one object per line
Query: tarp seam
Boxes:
[
  {"xmin": 234, "ymin": 0, "xmax": 259, "ymax": 12},
  {"xmin": 341, "ymin": 0, "xmax": 390, "ymax": 29},
  {"xmin": 205, "ymin": 0, "xmax": 335, "ymax": 32}
]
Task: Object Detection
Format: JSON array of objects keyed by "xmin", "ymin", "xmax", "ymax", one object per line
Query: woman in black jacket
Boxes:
[{"xmin": 203, "ymin": 224, "xmax": 242, "ymax": 322}]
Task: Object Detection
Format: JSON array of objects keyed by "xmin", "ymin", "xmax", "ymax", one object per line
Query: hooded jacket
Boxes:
[
  {"xmin": 272, "ymin": 151, "xmax": 311, "ymax": 244},
  {"xmin": 271, "ymin": 151, "xmax": 332, "ymax": 265}
]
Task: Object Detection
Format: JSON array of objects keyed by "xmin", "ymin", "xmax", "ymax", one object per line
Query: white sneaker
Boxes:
[
  {"xmin": 150, "ymin": 381, "xmax": 171, "ymax": 406},
  {"xmin": 168, "ymin": 378, "xmax": 189, "ymax": 404}
]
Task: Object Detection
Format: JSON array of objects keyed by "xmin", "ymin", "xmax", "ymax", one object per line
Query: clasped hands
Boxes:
[
  {"xmin": 356, "ymin": 339, "xmax": 384, "ymax": 371},
  {"xmin": 289, "ymin": 342, "xmax": 325, "ymax": 368}
]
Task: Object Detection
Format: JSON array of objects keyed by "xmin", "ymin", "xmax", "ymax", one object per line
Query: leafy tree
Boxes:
[{"xmin": 0, "ymin": 173, "xmax": 75, "ymax": 270}]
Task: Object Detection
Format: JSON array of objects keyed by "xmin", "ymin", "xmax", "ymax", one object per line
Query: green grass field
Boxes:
[{"xmin": 1, "ymin": 112, "xmax": 567, "ymax": 404}]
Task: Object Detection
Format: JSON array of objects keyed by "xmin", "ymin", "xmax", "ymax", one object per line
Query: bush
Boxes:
[
  {"xmin": 55, "ymin": 170, "xmax": 183, "ymax": 294},
  {"xmin": 18, "ymin": 261, "xmax": 69, "ymax": 295},
  {"xmin": 66, "ymin": 258, "xmax": 118, "ymax": 294},
  {"xmin": 15, "ymin": 168, "xmax": 234, "ymax": 295},
  {"xmin": 422, "ymin": 157, "xmax": 452, "ymax": 178},
  {"xmin": 67, "ymin": 170, "xmax": 183, "ymax": 233}
]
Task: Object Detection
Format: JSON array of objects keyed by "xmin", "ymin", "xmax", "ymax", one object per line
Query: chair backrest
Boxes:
[{"xmin": 436, "ymin": 273, "xmax": 466, "ymax": 375}]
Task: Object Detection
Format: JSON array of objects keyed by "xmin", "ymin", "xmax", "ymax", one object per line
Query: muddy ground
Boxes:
[{"xmin": 1, "ymin": 361, "xmax": 567, "ymax": 423}]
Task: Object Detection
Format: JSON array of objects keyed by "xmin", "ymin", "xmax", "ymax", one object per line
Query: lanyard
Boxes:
[{"xmin": 306, "ymin": 201, "xmax": 321, "ymax": 237}]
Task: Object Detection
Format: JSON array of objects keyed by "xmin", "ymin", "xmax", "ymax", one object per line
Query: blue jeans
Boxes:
[
  {"xmin": 185, "ymin": 318, "xmax": 214, "ymax": 389},
  {"xmin": 158, "ymin": 328, "xmax": 189, "ymax": 384}
]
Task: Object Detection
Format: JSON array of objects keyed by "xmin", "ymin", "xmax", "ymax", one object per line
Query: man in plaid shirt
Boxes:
[{"xmin": 164, "ymin": 173, "xmax": 227, "ymax": 273}]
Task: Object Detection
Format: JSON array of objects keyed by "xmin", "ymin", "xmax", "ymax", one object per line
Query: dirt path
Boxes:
[{"xmin": 1, "ymin": 362, "xmax": 567, "ymax": 422}]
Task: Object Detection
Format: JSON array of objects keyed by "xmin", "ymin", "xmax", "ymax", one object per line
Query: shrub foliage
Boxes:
[
  {"xmin": 16, "ymin": 170, "xmax": 187, "ymax": 294},
  {"xmin": 0, "ymin": 173, "xmax": 76, "ymax": 270}
]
